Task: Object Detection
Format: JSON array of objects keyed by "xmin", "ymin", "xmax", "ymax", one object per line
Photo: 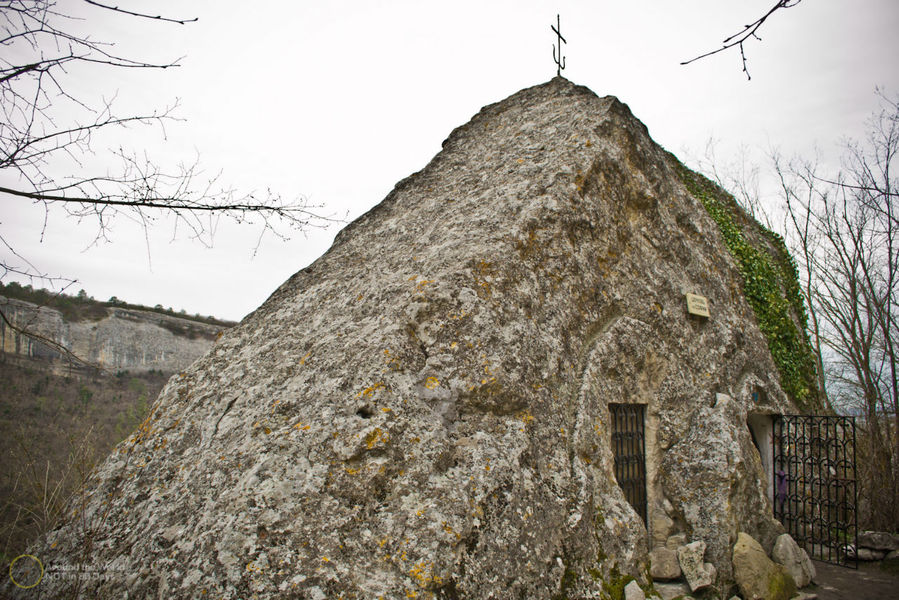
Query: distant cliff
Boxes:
[{"xmin": 0, "ymin": 295, "xmax": 229, "ymax": 374}]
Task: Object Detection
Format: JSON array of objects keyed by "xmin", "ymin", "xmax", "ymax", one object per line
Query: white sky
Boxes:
[{"xmin": 3, "ymin": 0, "xmax": 898, "ymax": 321}]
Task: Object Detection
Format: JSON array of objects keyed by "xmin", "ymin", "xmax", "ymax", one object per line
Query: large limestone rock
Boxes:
[
  {"xmin": 9, "ymin": 78, "xmax": 799, "ymax": 599},
  {"xmin": 772, "ymin": 533, "xmax": 815, "ymax": 587},
  {"xmin": 733, "ymin": 532, "xmax": 797, "ymax": 600}
]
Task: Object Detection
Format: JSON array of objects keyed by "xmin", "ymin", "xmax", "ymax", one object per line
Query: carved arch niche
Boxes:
[{"xmin": 574, "ymin": 316, "xmax": 667, "ymax": 547}]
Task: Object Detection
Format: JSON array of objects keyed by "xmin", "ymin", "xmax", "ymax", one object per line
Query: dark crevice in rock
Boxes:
[
  {"xmin": 434, "ymin": 578, "xmax": 460, "ymax": 599},
  {"xmin": 405, "ymin": 322, "xmax": 430, "ymax": 361},
  {"xmin": 464, "ymin": 528, "xmax": 480, "ymax": 554},
  {"xmin": 212, "ymin": 394, "xmax": 238, "ymax": 439}
]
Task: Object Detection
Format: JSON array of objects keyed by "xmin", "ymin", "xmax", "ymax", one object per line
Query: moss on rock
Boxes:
[
  {"xmin": 767, "ymin": 566, "xmax": 798, "ymax": 600},
  {"xmin": 673, "ymin": 160, "xmax": 821, "ymax": 412}
]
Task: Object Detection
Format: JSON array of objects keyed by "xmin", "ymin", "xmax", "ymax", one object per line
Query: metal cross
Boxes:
[{"xmin": 551, "ymin": 14, "xmax": 566, "ymax": 77}]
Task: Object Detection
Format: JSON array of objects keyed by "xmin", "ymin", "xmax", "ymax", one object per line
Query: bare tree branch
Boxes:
[
  {"xmin": 0, "ymin": 1, "xmax": 340, "ymax": 369},
  {"xmin": 810, "ymin": 176, "xmax": 899, "ymax": 199},
  {"xmin": 0, "ymin": 184, "xmax": 328, "ymax": 215},
  {"xmin": 681, "ymin": 1, "xmax": 804, "ymax": 80},
  {"xmin": 83, "ymin": 0, "xmax": 198, "ymax": 25}
]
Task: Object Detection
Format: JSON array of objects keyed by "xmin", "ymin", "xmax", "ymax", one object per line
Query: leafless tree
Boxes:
[
  {"xmin": 774, "ymin": 91, "xmax": 899, "ymax": 530},
  {"xmin": 682, "ymin": 1, "xmax": 804, "ymax": 80},
  {"xmin": 1, "ymin": 1, "xmax": 334, "ymax": 361},
  {"xmin": 690, "ymin": 138, "xmax": 772, "ymax": 229}
]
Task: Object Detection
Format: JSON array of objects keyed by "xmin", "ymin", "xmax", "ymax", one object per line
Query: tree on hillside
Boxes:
[
  {"xmin": 752, "ymin": 91, "xmax": 899, "ymax": 531},
  {"xmin": 0, "ymin": 1, "xmax": 334, "ymax": 364}
]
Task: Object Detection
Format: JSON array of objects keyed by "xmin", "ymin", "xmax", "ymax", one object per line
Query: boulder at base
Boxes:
[
  {"xmin": 9, "ymin": 78, "xmax": 806, "ymax": 599},
  {"xmin": 772, "ymin": 533, "xmax": 815, "ymax": 587},
  {"xmin": 733, "ymin": 532, "xmax": 797, "ymax": 600},
  {"xmin": 858, "ymin": 530, "xmax": 899, "ymax": 552}
]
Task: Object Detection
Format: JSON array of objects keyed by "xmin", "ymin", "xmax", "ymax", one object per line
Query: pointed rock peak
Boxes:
[{"xmin": 14, "ymin": 80, "xmax": 802, "ymax": 599}]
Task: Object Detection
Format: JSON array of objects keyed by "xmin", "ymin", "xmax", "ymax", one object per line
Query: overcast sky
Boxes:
[{"xmin": 3, "ymin": 0, "xmax": 899, "ymax": 321}]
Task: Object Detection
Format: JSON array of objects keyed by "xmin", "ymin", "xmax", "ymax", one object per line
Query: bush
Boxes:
[{"xmin": 78, "ymin": 385, "xmax": 93, "ymax": 407}]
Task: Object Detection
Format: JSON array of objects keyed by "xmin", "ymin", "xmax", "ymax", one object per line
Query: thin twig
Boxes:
[
  {"xmin": 681, "ymin": 1, "xmax": 803, "ymax": 80},
  {"xmin": 83, "ymin": 0, "xmax": 198, "ymax": 25}
]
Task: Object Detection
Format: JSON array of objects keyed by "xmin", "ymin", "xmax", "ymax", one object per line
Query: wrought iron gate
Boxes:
[
  {"xmin": 610, "ymin": 403, "xmax": 647, "ymax": 524},
  {"xmin": 772, "ymin": 415, "xmax": 857, "ymax": 568}
]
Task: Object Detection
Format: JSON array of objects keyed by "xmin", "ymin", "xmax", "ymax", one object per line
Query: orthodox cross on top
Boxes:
[{"xmin": 551, "ymin": 14, "xmax": 567, "ymax": 77}]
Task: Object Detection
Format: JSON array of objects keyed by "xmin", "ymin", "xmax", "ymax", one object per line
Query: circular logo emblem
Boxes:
[{"xmin": 8, "ymin": 554, "xmax": 44, "ymax": 589}]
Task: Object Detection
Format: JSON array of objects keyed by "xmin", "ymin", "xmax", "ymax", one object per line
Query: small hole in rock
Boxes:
[{"xmin": 356, "ymin": 406, "xmax": 374, "ymax": 419}]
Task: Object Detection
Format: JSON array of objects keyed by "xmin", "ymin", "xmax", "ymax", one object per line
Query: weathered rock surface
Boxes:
[
  {"xmin": 624, "ymin": 580, "xmax": 646, "ymax": 600},
  {"xmin": 702, "ymin": 562, "xmax": 717, "ymax": 591},
  {"xmin": 733, "ymin": 532, "xmax": 796, "ymax": 600},
  {"xmin": 0, "ymin": 295, "xmax": 224, "ymax": 373},
  {"xmin": 677, "ymin": 540, "xmax": 715, "ymax": 591},
  {"xmin": 772, "ymin": 533, "xmax": 815, "ymax": 587},
  {"xmin": 666, "ymin": 533, "xmax": 688, "ymax": 552},
  {"xmin": 654, "ymin": 582, "xmax": 691, "ymax": 600},
  {"xmin": 661, "ymin": 393, "xmax": 784, "ymax": 579},
  {"xmin": 9, "ymin": 78, "xmax": 799, "ymax": 599},
  {"xmin": 651, "ymin": 504, "xmax": 676, "ymax": 547},
  {"xmin": 858, "ymin": 548, "xmax": 887, "ymax": 561},
  {"xmin": 649, "ymin": 546, "xmax": 681, "ymax": 580}
]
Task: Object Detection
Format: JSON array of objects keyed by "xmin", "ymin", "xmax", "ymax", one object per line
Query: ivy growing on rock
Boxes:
[{"xmin": 673, "ymin": 160, "xmax": 820, "ymax": 412}]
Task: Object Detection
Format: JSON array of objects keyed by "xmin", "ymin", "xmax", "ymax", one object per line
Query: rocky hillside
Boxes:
[
  {"xmin": 0, "ymin": 289, "xmax": 233, "ymax": 572},
  {"xmin": 0, "ymin": 294, "xmax": 230, "ymax": 374}
]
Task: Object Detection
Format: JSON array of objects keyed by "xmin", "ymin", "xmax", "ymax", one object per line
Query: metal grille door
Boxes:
[
  {"xmin": 610, "ymin": 403, "xmax": 647, "ymax": 525},
  {"xmin": 773, "ymin": 415, "xmax": 857, "ymax": 568}
]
